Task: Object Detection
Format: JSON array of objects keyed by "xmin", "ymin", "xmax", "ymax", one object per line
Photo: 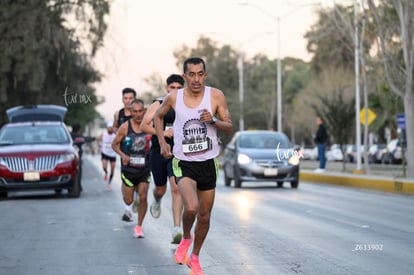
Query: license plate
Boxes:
[
  {"xmin": 264, "ymin": 168, "xmax": 278, "ymax": 176},
  {"xmin": 24, "ymin": 172, "xmax": 40, "ymax": 181}
]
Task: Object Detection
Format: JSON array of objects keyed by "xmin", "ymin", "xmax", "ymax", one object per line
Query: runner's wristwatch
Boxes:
[{"xmin": 210, "ymin": 116, "xmax": 218, "ymax": 125}]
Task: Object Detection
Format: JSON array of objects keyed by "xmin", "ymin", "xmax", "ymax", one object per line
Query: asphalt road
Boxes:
[{"xmin": 0, "ymin": 154, "xmax": 413, "ymax": 275}]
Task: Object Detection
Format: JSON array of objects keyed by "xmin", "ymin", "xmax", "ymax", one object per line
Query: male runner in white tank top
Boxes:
[
  {"xmin": 154, "ymin": 57, "xmax": 233, "ymax": 275},
  {"xmin": 96, "ymin": 121, "xmax": 117, "ymax": 190}
]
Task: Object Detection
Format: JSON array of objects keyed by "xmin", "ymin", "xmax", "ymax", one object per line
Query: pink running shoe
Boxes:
[
  {"xmin": 103, "ymin": 174, "xmax": 108, "ymax": 181},
  {"xmin": 133, "ymin": 225, "xmax": 144, "ymax": 238},
  {"xmin": 187, "ymin": 254, "xmax": 204, "ymax": 275},
  {"xmin": 174, "ymin": 237, "xmax": 192, "ymax": 264}
]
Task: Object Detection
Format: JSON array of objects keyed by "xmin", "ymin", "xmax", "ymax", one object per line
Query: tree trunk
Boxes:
[{"xmin": 404, "ymin": 90, "xmax": 414, "ymax": 177}]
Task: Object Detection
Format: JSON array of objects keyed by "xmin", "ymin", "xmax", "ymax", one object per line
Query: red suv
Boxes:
[{"xmin": 0, "ymin": 105, "xmax": 81, "ymax": 198}]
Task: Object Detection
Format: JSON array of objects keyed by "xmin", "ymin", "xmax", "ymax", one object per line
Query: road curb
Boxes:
[{"xmin": 300, "ymin": 171, "xmax": 414, "ymax": 195}]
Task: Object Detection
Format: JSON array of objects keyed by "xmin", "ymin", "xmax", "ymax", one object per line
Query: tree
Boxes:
[
  {"xmin": 244, "ymin": 55, "xmax": 276, "ymax": 130},
  {"xmin": 0, "ymin": 0, "xmax": 109, "ymax": 126},
  {"xmin": 280, "ymin": 58, "xmax": 311, "ymax": 143},
  {"xmin": 301, "ymin": 3, "xmax": 360, "ymax": 149},
  {"xmin": 367, "ymin": 0, "xmax": 414, "ymax": 177},
  {"xmin": 305, "ymin": 5, "xmax": 356, "ymax": 74},
  {"xmin": 141, "ymin": 73, "xmax": 166, "ymax": 103},
  {"xmin": 294, "ymin": 69, "xmax": 355, "ymax": 150},
  {"xmin": 314, "ymin": 91, "xmax": 355, "ymax": 171}
]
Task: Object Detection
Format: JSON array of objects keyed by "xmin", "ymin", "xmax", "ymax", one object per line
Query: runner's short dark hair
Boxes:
[
  {"xmin": 183, "ymin": 57, "xmax": 206, "ymax": 73},
  {"xmin": 122, "ymin": 87, "xmax": 136, "ymax": 97},
  {"xmin": 131, "ymin": 98, "xmax": 144, "ymax": 106},
  {"xmin": 166, "ymin": 74, "xmax": 184, "ymax": 86}
]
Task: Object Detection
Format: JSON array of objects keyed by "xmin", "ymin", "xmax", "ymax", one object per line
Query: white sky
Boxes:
[{"xmin": 92, "ymin": 0, "xmax": 337, "ymax": 121}]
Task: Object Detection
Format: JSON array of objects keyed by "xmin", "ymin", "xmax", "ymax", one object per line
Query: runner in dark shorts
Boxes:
[
  {"xmin": 96, "ymin": 121, "xmax": 117, "ymax": 190},
  {"xmin": 140, "ymin": 74, "xmax": 185, "ymax": 244},
  {"xmin": 112, "ymin": 99, "xmax": 151, "ymax": 238},
  {"xmin": 121, "ymin": 171, "xmax": 151, "ymax": 188},
  {"xmin": 101, "ymin": 152, "xmax": 116, "ymax": 163},
  {"xmin": 172, "ymin": 158, "xmax": 219, "ymax": 191},
  {"xmin": 153, "ymin": 57, "xmax": 234, "ymax": 274}
]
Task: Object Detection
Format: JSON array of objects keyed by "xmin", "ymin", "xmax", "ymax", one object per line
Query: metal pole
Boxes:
[
  {"xmin": 238, "ymin": 54, "xmax": 245, "ymax": 131},
  {"xmin": 354, "ymin": 0, "xmax": 362, "ymax": 171},
  {"xmin": 277, "ymin": 17, "xmax": 282, "ymax": 132},
  {"xmin": 238, "ymin": 2, "xmax": 319, "ymax": 133}
]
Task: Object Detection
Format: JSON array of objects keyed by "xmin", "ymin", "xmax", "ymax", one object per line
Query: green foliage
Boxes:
[
  {"xmin": 0, "ymin": 0, "xmax": 109, "ymax": 126},
  {"xmin": 368, "ymin": 80, "xmax": 403, "ymax": 140},
  {"xmin": 64, "ymin": 88, "xmax": 102, "ymax": 128},
  {"xmin": 305, "ymin": 4, "xmax": 355, "ymax": 74},
  {"xmin": 244, "ymin": 55, "xmax": 276, "ymax": 130},
  {"xmin": 313, "ymin": 91, "xmax": 355, "ymax": 146},
  {"xmin": 302, "ymin": 2, "xmax": 406, "ymax": 146},
  {"xmin": 283, "ymin": 58, "xmax": 311, "ymax": 105},
  {"xmin": 313, "ymin": 90, "xmax": 355, "ymax": 171},
  {"xmin": 142, "ymin": 73, "xmax": 166, "ymax": 104}
]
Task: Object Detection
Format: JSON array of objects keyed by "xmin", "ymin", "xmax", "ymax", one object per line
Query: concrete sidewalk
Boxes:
[{"xmin": 300, "ymin": 168, "xmax": 414, "ymax": 195}]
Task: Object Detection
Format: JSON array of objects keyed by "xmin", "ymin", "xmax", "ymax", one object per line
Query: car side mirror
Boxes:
[{"xmin": 226, "ymin": 143, "xmax": 235, "ymax": 151}]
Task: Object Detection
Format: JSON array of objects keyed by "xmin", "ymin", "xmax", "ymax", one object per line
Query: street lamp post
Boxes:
[
  {"xmin": 237, "ymin": 53, "xmax": 245, "ymax": 131},
  {"xmin": 239, "ymin": 1, "xmax": 320, "ymax": 132},
  {"xmin": 239, "ymin": 2, "xmax": 283, "ymax": 132},
  {"xmin": 276, "ymin": 17, "xmax": 282, "ymax": 132},
  {"xmin": 354, "ymin": 0, "xmax": 362, "ymax": 172},
  {"xmin": 208, "ymin": 31, "xmax": 272, "ymax": 131}
]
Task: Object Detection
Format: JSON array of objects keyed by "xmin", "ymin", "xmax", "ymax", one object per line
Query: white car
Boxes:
[
  {"xmin": 381, "ymin": 139, "xmax": 405, "ymax": 164},
  {"xmin": 345, "ymin": 144, "xmax": 365, "ymax": 163},
  {"xmin": 326, "ymin": 144, "xmax": 344, "ymax": 162},
  {"xmin": 300, "ymin": 146, "xmax": 318, "ymax": 160}
]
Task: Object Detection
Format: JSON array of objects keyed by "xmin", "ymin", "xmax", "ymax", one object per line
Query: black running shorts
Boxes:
[
  {"xmin": 121, "ymin": 170, "xmax": 151, "ymax": 187},
  {"xmin": 101, "ymin": 152, "xmax": 116, "ymax": 162},
  {"xmin": 172, "ymin": 158, "xmax": 218, "ymax": 191}
]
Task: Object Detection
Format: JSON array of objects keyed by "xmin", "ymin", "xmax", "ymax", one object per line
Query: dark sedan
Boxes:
[
  {"xmin": 0, "ymin": 105, "xmax": 81, "ymax": 198},
  {"xmin": 222, "ymin": 130, "xmax": 300, "ymax": 188}
]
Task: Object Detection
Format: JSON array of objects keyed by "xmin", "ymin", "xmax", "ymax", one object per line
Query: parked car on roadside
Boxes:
[
  {"xmin": 222, "ymin": 130, "xmax": 300, "ymax": 188},
  {"xmin": 326, "ymin": 144, "xmax": 344, "ymax": 162},
  {"xmin": 301, "ymin": 146, "xmax": 318, "ymax": 160},
  {"xmin": 381, "ymin": 139, "xmax": 405, "ymax": 164},
  {"xmin": 368, "ymin": 143, "xmax": 386, "ymax": 163},
  {"xmin": 345, "ymin": 144, "xmax": 365, "ymax": 163},
  {"xmin": 0, "ymin": 105, "xmax": 81, "ymax": 199}
]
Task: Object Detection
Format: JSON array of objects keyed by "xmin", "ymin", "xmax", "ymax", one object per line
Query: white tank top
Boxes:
[
  {"xmin": 101, "ymin": 131, "xmax": 117, "ymax": 157},
  {"xmin": 173, "ymin": 86, "xmax": 219, "ymax": 161}
]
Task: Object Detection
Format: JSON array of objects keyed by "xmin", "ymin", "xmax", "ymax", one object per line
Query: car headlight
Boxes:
[
  {"xmin": 57, "ymin": 153, "xmax": 75, "ymax": 164},
  {"xmin": 238, "ymin": 153, "xmax": 252, "ymax": 165},
  {"xmin": 288, "ymin": 155, "xmax": 300, "ymax": 166}
]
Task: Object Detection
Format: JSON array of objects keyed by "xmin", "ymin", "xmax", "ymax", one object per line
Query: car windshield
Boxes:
[
  {"xmin": 239, "ymin": 133, "xmax": 291, "ymax": 149},
  {"xmin": 0, "ymin": 124, "xmax": 70, "ymax": 145}
]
